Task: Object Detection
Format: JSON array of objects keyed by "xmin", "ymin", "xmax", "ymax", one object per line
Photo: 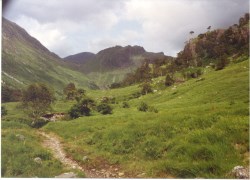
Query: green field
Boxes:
[{"xmin": 2, "ymin": 59, "xmax": 249, "ymax": 178}]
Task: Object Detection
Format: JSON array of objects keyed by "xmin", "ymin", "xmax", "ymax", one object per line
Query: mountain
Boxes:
[
  {"xmin": 64, "ymin": 45, "xmax": 171, "ymax": 88},
  {"xmin": 64, "ymin": 52, "xmax": 95, "ymax": 64},
  {"xmin": 2, "ymin": 18, "xmax": 98, "ymax": 93}
]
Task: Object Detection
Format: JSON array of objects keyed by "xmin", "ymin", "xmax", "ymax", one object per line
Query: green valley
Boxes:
[{"xmin": 1, "ymin": 5, "xmax": 249, "ymax": 179}]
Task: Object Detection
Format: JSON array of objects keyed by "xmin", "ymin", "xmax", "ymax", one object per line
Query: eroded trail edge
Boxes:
[{"xmin": 38, "ymin": 130, "xmax": 99, "ymax": 178}]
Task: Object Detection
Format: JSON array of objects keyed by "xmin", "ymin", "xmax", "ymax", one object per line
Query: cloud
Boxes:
[{"xmin": 4, "ymin": 0, "xmax": 249, "ymax": 57}]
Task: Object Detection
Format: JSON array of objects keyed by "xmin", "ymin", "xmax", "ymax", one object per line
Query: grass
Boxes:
[
  {"xmin": 42, "ymin": 59, "xmax": 249, "ymax": 178},
  {"xmin": 1, "ymin": 103, "xmax": 85, "ymax": 178},
  {"xmin": 2, "ymin": 58, "xmax": 249, "ymax": 178}
]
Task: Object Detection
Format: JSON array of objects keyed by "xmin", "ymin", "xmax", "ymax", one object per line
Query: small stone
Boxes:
[
  {"xmin": 82, "ymin": 156, "xmax": 88, "ymax": 162},
  {"xmin": 55, "ymin": 172, "xmax": 77, "ymax": 178},
  {"xmin": 16, "ymin": 134, "xmax": 25, "ymax": 141},
  {"xmin": 137, "ymin": 173, "xmax": 146, "ymax": 177},
  {"xmin": 231, "ymin": 166, "xmax": 249, "ymax": 179},
  {"xmin": 101, "ymin": 169, "xmax": 106, "ymax": 172},
  {"xmin": 118, "ymin": 172, "xmax": 124, "ymax": 177},
  {"xmin": 91, "ymin": 169, "xmax": 96, "ymax": 172},
  {"xmin": 114, "ymin": 168, "xmax": 118, "ymax": 171},
  {"xmin": 34, "ymin": 157, "xmax": 42, "ymax": 164},
  {"xmin": 105, "ymin": 172, "xmax": 110, "ymax": 178}
]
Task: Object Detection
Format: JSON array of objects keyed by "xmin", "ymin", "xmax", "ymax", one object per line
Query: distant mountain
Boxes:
[
  {"xmin": 2, "ymin": 18, "xmax": 98, "ymax": 92},
  {"xmin": 64, "ymin": 52, "xmax": 95, "ymax": 64},
  {"xmin": 64, "ymin": 45, "xmax": 171, "ymax": 88}
]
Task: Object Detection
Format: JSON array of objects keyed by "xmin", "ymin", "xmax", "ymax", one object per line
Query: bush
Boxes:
[
  {"xmin": 68, "ymin": 97, "xmax": 95, "ymax": 119},
  {"xmin": 97, "ymin": 103, "xmax": 112, "ymax": 115},
  {"xmin": 1, "ymin": 106, "xmax": 7, "ymax": 116},
  {"xmin": 165, "ymin": 74, "xmax": 174, "ymax": 86},
  {"xmin": 122, "ymin": 102, "xmax": 130, "ymax": 108},
  {"xmin": 215, "ymin": 57, "xmax": 229, "ymax": 70},
  {"xmin": 181, "ymin": 68, "xmax": 203, "ymax": 79},
  {"xmin": 138, "ymin": 102, "xmax": 148, "ymax": 112}
]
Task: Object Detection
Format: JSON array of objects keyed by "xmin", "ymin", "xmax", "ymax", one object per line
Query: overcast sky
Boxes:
[{"xmin": 3, "ymin": 0, "xmax": 249, "ymax": 57}]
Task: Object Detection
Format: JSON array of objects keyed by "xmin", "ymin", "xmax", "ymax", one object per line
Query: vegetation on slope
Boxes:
[
  {"xmin": 2, "ymin": 18, "xmax": 97, "ymax": 93},
  {"xmin": 41, "ymin": 58, "xmax": 248, "ymax": 178}
]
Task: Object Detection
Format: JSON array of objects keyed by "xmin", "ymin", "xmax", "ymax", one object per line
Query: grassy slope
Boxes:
[
  {"xmin": 1, "ymin": 103, "xmax": 86, "ymax": 177},
  {"xmin": 2, "ymin": 39, "xmax": 91, "ymax": 93},
  {"xmin": 2, "ymin": 59, "xmax": 248, "ymax": 178},
  {"xmin": 44, "ymin": 59, "xmax": 249, "ymax": 178},
  {"xmin": 1, "ymin": 102, "xmax": 65, "ymax": 177}
]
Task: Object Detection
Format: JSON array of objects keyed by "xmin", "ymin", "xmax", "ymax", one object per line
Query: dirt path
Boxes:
[{"xmin": 38, "ymin": 130, "xmax": 114, "ymax": 178}]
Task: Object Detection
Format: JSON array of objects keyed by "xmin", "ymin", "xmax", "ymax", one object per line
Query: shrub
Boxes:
[
  {"xmin": 215, "ymin": 57, "xmax": 229, "ymax": 70},
  {"xmin": 165, "ymin": 74, "xmax": 174, "ymax": 86},
  {"xmin": 97, "ymin": 103, "xmax": 112, "ymax": 115},
  {"xmin": 1, "ymin": 106, "xmax": 7, "ymax": 116},
  {"xmin": 122, "ymin": 102, "xmax": 130, "ymax": 108},
  {"xmin": 181, "ymin": 68, "xmax": 203, "ymax": 79},
  {"xmin": 138, "ymin": 102, "xmax": 148, "ymax": 112},
  {"xmin": 68, "ymin": 97, "xmax": 95, "ymax": 118}
]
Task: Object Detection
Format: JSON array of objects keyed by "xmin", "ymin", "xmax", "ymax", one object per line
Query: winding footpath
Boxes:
[{"xmin": 38, "ymin": 131, "xmax": 107, "ymax": 178}]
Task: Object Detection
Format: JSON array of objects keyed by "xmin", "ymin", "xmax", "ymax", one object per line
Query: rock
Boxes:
[
  {"xmin": 82, "ymin": 156, "xmax": 88, "ymax": 162},
  {"xmin": 16, "ymin": 134, "xmax": 25, "ymax": 141},
  {"xmin": 231, "ymin": 166, "xmax": 249, "ymax": 179},
  {"xmin": 118, "ymin": 172, "xmax": 124, "ymax": 177},
  {"xmin": 34, "ymin": 157, "xmax": 42, "ymax": 164},
  {"xmin": 137, "ymin": 173, "xmax": 146, "ymax": 177},
  {"xmin": 114, "ymin": 168, "xmax": 118, "ymax": 171},
  {"xmin": 104, "ymin": 172, "xmax": 110, "ymax": 178},
  {"xmin": 91, "ymin": 169, "xmax": 96, "ymax": 172},
  {"xmin": 55, "ymin": 172, "xmax": 77, "ymax": 178},
  {"xmin": 101, "ymin": 169, "xmax": 106, "ymax": 173}
]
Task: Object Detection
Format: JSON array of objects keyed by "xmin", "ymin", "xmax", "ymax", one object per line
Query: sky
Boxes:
[{"xmin": 3, "ymin": 0, "xmax": 249, "ymax": 58}]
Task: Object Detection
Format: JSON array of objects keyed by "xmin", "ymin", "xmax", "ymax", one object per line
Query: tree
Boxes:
[
  {"xmin": 64, "ymin": 83, "xmax": 77, "ymax": 100},
  {"xmin": 22, "ymin": 83, "xmax": 55, "ymax": 121},
  {"xmin": 165, "ymin": 74, "xmax": 174, "ymax": 86},
  {"xmin": 140, "ymin": 82, "xmax": 153, "ymax": 95},
  {"xmin": 2, "ymin": 86, "xmax": 22, "ymax": 102},
  {"xmin": 190, "ymin": 31, "xmax": 194, "ymax": 35}
]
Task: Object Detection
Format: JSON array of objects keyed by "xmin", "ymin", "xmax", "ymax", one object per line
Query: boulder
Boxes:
[
  {"xmin": 231, "ymin": 166, "xmax": 249, "ymax": 179},
  {"xmin": 55, "ymin": 172, "xmax": 77, "ymax": 178},
  {"xmin": 16, "ymin": 134, "xmax": 25, "ymax": 141},
  {"xmin": 34, "ymin": 157, "xmax": 42, "ymax": 164},
  {"xmin": 82, "ymin": 156, "xmax": 89, "ymax": 162}
]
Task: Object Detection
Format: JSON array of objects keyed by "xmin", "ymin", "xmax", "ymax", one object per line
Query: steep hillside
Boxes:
[
  {"xmin": 175, "ymin": 13, "xmax": 249, "ymax": 68},
  {"xmin": 2, "ymin": 18, "xmax": 97, "ymax": 93}
]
